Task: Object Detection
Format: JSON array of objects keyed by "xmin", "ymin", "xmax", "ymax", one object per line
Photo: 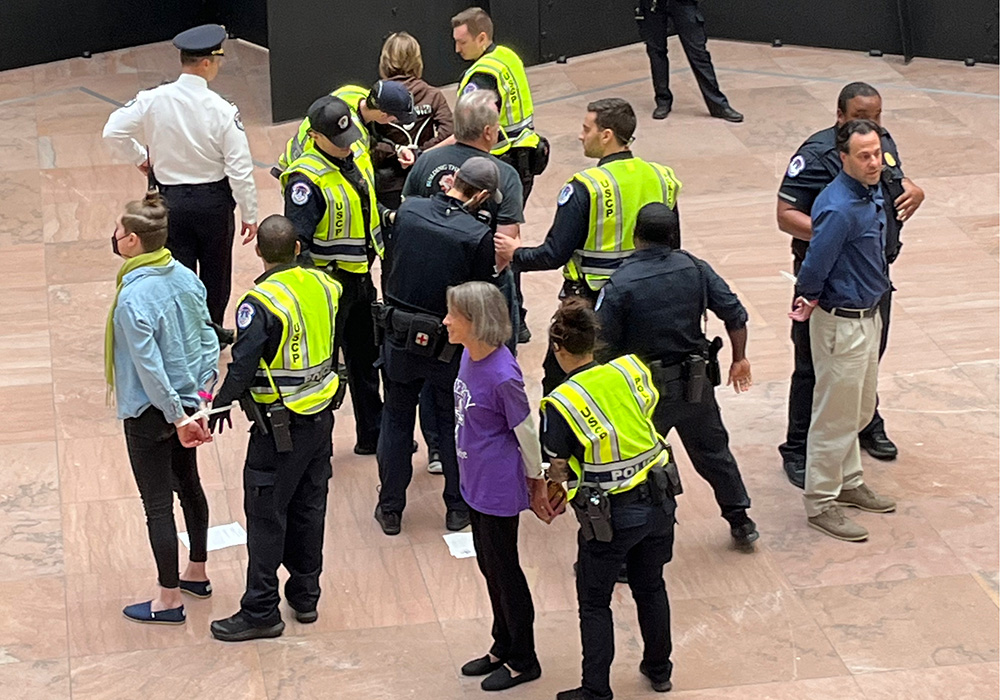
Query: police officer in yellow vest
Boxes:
[
  {"xmin": 207, "ymin": 215, "xmax": 343, "ymax": 642},
  {"xmin": 282, "ymin": 95, "xmax": 389, "ymax": 454},
  {"xmin": 451, "ymin": 6, "xmax": 542, "ymax": 203},
  {"xmin": 542, "ymin": 300, "xmax": 679, "ymax": 700},
  {"xmin": 495, "ymin": 97, "xmax": 681, "ymax": 393},
  {"xmin": 279, "ymin": 81, "xmax": 417, "ymax": 172}
]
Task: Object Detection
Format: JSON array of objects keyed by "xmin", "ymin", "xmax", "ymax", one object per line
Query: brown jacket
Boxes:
[{"xmin": 372, "ymin": 76, "xmax": 454, "ymax": 199}]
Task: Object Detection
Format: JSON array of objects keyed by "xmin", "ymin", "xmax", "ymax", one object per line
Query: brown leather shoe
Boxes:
[
  {"xmin": 836, "ymin": 484, "xmax": 896, "ymax": 513},
  {"xmin": 808, "ymin": 506, "xmax": 868, "ymax": 542}
]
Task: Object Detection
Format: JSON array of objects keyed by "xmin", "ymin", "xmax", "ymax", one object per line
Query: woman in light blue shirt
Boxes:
[{"xmin": 107, "ymin": 191, "xmax": 220, "ymax": 624}]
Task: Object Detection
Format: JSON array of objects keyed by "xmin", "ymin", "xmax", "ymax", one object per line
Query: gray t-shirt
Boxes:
[{"xmin": 402, "ymin": 143, "xmax": 524, "ymax": 232}]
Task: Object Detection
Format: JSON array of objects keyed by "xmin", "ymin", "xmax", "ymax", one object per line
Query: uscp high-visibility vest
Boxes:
[
  {"xmin": 566, "ymin": 157, "xmax": 682, "ymax": 291},
  {"xmin": 279, "ymin": 85, "xmax": 373, "ymax": 171},
  {"xmin": 241, "ymin": 266, "xmax": 343, "ymax": 415},
  {"xmin": 458, "ymin": 45, "xmax": 539, "ymax": 156},
  {"xmin": 280, "ymin": 146, "xmax": 384, "ymax": 273},
  {"xmin": 540, "ymin": 354, "xmax": 671, "ymax": 500}
]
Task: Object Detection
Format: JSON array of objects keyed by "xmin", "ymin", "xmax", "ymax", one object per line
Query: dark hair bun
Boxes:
[{"xmin": 550, "ymin": 297, "xmax": 600, "ymax": 355}]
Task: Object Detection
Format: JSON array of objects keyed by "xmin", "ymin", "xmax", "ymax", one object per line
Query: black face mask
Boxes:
[{"xmin": 112, "ymin": 230, "xmax": 124, "ymax": 257}]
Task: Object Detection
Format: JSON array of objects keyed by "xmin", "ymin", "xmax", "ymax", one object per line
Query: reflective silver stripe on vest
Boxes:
[
  {"xmin": 577, "ymin": 250, "xmax": 633, "ymax": 277},
  {"xmin": 269, "ymin": 279, "xmax": 311, "ymax": 368},
  {"xmin": 250, "ymin": 287, "xmax": 295, "ymax": 367},
  {"xmin": 602, "ymin": 166, "xmax": 626, "ymax": 250},
  {"xmin": 506, "ymin": 116, "xmax": 534, "ymax": 134},
  {"xmin": 252, "ymin": 358, "xmax": 334, "ymax": 385},
  {"xmin": 653, "ymin": 166, "xmax": 670, "ymax": 204},
  {"xmin": 372, "ymin": 225, "xmax": 383, "ymax": 249},
  {"xmin": 581, "ymin": 444, "xmax": 664, "ymax": 477},
  {"xmin": 293, "ymin": 159, "xmax": 332, "ymax": 178},
  {"xmin": 309, "ymin": 238, "xmax": 368, "ymax": 263},
  {"xmin": 548, "ymin": 382, "xmax": 623, "ymax": 462}
]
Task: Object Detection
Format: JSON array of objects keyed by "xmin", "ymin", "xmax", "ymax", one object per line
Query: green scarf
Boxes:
[{"xmin": 105, "ymin": 248, "xmax": 173, "ymax": 404}]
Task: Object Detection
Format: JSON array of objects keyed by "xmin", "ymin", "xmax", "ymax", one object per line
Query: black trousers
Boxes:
[
  {"xmin": 635, "ymin": 0, "xmax": 729, "ymax": 113},
  {"xmin": 577, "ymin": 496, "xmax": 675, "ymax": 700},
  {"xmin": 470, "ymin": 508, "xmax": 538, "ymax": 671},
  {"xmin": 123, "ymin": 406, "xmax": 209, "ymax": 589},
  {"xmin": 377, "ymin": 341, "xmax": 465, "ymax": 514},
  {"xmin": 159, "ymin": 180, "xmax": 236, "ymax": 325},
  {"xmin": 652, "ymin": 380, "xmax": 751, "ymax": 525},
  {"xmin": 328, "ymin": 268, "xmax": 383, "ymax": 449},
  {"xmin": 241, "ymin": 408, "xmax": 333, "ymax": 626},
  {"xmin": 779, "ymin": 288, "xmax": 892, "ymax": 467}
]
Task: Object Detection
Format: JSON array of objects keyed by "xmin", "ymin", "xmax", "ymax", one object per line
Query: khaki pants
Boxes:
[{"xmin": 803, "ymin": 306, "xmax": 882, "ymax": 517}]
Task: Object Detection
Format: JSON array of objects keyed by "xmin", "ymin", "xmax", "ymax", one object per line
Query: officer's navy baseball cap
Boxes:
[
  {"xmin": 369, "ymin": 80, "xmax": 416, "ymax": 124},
  {"xmin": 307, "ymin": 96, "xmax": 363, "ymax": 149},
  {"xmin": 173, "ymin": 24, "xmax": 227, "ymax": 56},
  {"xmin": 455, "ymin": 156, "xmax": 503, "ymax": 203}
]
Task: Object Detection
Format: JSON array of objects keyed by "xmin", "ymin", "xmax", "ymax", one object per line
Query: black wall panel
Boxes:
[
  {"xmin": 221, "ymin": 0, "xmax": 269, "ymax": 47},
  {"xmin": 539, "ymin": 0, "xmax": 639, "ymax": 62}
]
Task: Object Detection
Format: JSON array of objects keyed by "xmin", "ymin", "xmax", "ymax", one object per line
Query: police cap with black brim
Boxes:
[
  {"xmin": 307, "ymin": 96, "xmax": 363, "ymax": 149},
  {"xmin": 172, "ymin": 24, "xmax": 227, "ymax": 57}
]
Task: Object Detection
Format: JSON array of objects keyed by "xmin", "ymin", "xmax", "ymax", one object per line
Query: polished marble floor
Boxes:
[{"xmin": 0, "ymin": 34, "xmax": 997, "ymax": 700}]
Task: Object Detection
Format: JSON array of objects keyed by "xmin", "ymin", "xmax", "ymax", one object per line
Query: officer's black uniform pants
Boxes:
[
  {"xmin": 159, "ymin": 180, "xmax": 236, "ymax": 326},
  {"xmin": 241, "ymin": 409, "xmax": 333, "ymax": 626},
  {"xmin": 123, "ymin": 407, "xmax": 208, "ymax": 589},
  {"xmin": 329, "ymin": 269, "xmax": 383, "ymax": 449},
  {"xmin": 652, "ymin": 381, "xmax": 751, "ymax": 525},
  {"xmin": 635, "ymin": 0, "xmax": 728, "ymax": 113},
  {"xmin": 470, "ymin": 508, "xmax": 539, "ymax": 672},
  {"xmin": 577, "ymin": 497, "xmax": 675, "ymax": 699},
  {"xmin": 780, "ymin": 288, "xmax": 892, "ymax": 467},
  {"xmin": 377, "ymin": 345, "xmax": 466, "ymax": 515}
]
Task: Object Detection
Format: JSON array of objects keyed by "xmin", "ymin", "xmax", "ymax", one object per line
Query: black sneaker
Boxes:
[
  {"xmin": 859, "ymin": 429, "xmax": 898, "ymax": 461},
  {"xmin": 291, "ymin": 607, "xmax": 318, "ymax": 624},
  {"xmin": 374, "ymin": 505, "xmax": 401, "ymax": 536},
  {"xmin": 446, "ymin": 509, "xmax": 470, "ymax": 531},
  {"xmin": 731, "ymin": 518, "xmax": 760, "ymax": 550},
  {"xmin": 783, "ymin": 460, "xmax": 805, "ymax": 489},
  {"xmin": 210, "ymin": 612, "xmax": 284, "ymax": 642},
  {"xmin": 517, "ymin": 325, "xmax": 532, "ymax": 344},
  {"xmin": 639, "ymin": 661, "xmax": 673, "ymax": 692}
]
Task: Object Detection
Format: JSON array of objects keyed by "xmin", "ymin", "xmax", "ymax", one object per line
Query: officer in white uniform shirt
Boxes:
[{"xmin": 103, "ymin": 24, "xmax": 258, "ymax": 329}]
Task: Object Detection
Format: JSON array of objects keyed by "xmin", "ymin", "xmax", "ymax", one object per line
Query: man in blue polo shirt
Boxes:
[{"xmin": 790, "ymin": 119, "xmax": 897, "ymax": 542}]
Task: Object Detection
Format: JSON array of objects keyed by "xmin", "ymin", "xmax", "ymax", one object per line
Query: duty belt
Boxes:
[{"xmin": 647, "ymin": 359, "xmax": 684, "ymax": 383}]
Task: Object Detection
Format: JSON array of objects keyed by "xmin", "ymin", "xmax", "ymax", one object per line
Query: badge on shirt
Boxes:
[
  {"xmin": 557, "ymin": 184, "xmax": 574, "ymax": 206},
  {"xmin": 786, "ymin": 155, "xmax": 806, "ymax": 178},
  {"xmin": 884, "ymin": 152, "xmax": 896, "ymax": 167},
  {"xmin": 595, "ymin": 287, "xmax": 606, "ymax": 311},
  {"xmin": 234, "ymin": 111, "xmax": 244, "ymax": 131},
  {"xmin": 290, "ymin": 181, "xmax": 311, "ymax": 206},
  {"xmin": 236, "ymin": 302, "xmax": 255, "ymax": 330},
  {"xmin": 462, "ymin": 82, "xmax": 479, "ymax": 95}
]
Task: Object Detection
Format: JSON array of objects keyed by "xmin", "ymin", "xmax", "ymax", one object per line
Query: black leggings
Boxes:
[{"xmin": 124, "ymin": 406, "xmax": 209, "ymax": 588}]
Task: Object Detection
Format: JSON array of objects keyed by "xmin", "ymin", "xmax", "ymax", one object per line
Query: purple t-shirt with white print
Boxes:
[{"xmin": 454, "ymin": 345, "xmax": 531, "ymax": 517}]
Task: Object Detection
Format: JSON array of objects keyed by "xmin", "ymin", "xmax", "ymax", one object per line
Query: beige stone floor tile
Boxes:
[
  {"xmin": 660, "ymin": 676, "xmax": 868, "ymax": 700},
  {"xmin": 0, "ymin": 576, "xmax": 68, "ymax": 661},
  {"xmin": 257, "ymin": 622, "xmax": 465, "ymax": 700},
  {"xmin": 0, "ymin": 659, "xmax": 71, "ymax": 699},
  {"xmin": 70, "ymin": 643, "xmax": 267, "ymax": 699},
  {"xmin": 0, "ymin": 441, "xmax": 59, "ymax": 510},
  {"xmin": 0, "ymin": 384, "xmax": 56, "ymax": 444},
  {"xmin": 0, "ymin": 169, "xmax": 42, "ymax": 246},
  {"xmin": 65, "ymin": 559, "xmax": 247, "ymax": 657},
  {"xmin": 799, "ymin": 575, "xmax": 1000, "ymax": 673},
  {"xmin": 0, "ymin": 504, "xmax": 64, "ymax": 581},
  {"xmin": 853, "ymin": 662, "xmax": 999, "ymax": 700}
]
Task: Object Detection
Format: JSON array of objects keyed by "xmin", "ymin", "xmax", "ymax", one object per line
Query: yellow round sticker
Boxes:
[{"xmin": 884, "ymin": 152, "xmax": 896, "ymax": 167}]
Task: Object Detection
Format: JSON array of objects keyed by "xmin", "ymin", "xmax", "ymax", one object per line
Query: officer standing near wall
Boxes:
[
  {"xmin": 776, "ymin": 82, "xmax": 925, "ymax": 487},
  {"xmin": 373, "ymin": 157, "xmax": 502, "ymax": 536},
  {"xmin": 597, "ymin": 203, "xmax": 758, "ymax": 548},
  {"xmin": 282, "ymin": 96, "xmax": 388, "ymax": 455},
  {"xmin": 634, "ymin": 0, "xmax": 743, "ymax": 121},
  {"xmin": 208, "ymin": 215, "xmax": 343, "ymax": 642},
  {"xmin": 103, "ymin": 24, "xmax": 258, "ymax": 327},
  {"xmin": 542, "ymin": 300, "xmax": 679, "ymax": 700},
  {"xmin": 495, "ymin": 98, "xmax": 681, "ymax": 394}
]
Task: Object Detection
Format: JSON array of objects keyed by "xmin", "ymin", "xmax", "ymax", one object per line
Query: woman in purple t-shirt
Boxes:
[{"xmin": 444, "ymin": 282, "xmax": 554, "ymax": 692}]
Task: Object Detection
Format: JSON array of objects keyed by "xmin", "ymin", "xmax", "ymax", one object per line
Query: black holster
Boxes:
[
  {"xmin": 239, "ymin": 393, "xmax": 268, "ymax": 435},
  {"xmin": 706, "ymin": 336, "xmax": 723, "ymax": 387},
  {"xmin": 265, "ymin": 403, "xmax": 294, "ymax": 453},
  {"xmin": 570, "ymin": 486, "xmax": 614, "ymax": 542}
]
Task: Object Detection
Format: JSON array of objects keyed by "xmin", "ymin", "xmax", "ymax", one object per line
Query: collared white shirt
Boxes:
[{"xmin": 102, "ymin": 73, "xmax": 258, "ymax": 223}]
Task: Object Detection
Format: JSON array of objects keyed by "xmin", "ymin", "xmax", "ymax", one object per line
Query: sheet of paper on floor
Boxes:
[
  {"xmin": 178, "ymin": 522, "xmax": 248, "ymax": 551},
  {"xmin": 443, "ymin": 531, "xmax": 476, "ymax": 558}
]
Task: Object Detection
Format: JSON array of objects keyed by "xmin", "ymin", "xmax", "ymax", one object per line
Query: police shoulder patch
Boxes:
[
  {"xmin": 236, "ymin": 302, "xmax": 255, "ymax": 330},
  {"xmin": 557, "ymin": 184, "xmax": 574, "ymax": 206},
  {"xmin": 290, "ymin": 181, "xmax": 311, "ymax": 206},
  {"xmin": 234, "ymin": 111, "xmax": 244, "ymax": 131},
  {"xmin": 786, "ymin": 155, "xmax": 806, "ymax": 178},
  {"xmin": 462, "ymin": 82, "xmax": 479, "ymax": 95}
]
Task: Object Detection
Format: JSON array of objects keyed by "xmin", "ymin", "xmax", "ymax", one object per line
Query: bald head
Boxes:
[
  {"xmin": 635, "ymin": 202, "xmax": 680, "ymax": 249},
  {"xmin": 256, "ymin": 215, "xmax": 299, "ymax": 263}
]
